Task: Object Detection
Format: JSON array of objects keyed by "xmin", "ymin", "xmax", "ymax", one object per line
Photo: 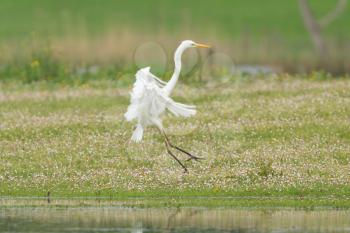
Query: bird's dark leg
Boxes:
[
  {"xmin": 162, "ymin": 131, "xmax": 203, "ymax": 162},
  {"xmin": 164, "ymin": 139, "xmax": 188, "ymax": 173}
]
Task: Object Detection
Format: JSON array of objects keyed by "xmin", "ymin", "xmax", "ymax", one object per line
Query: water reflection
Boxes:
[{"xmin": 1, "ymin": 208, "xmax": 350, "ymax": 233}]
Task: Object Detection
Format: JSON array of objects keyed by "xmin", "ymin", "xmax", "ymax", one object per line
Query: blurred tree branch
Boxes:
[
  {"xmin": 298, "ymin": 0, "xmax": 347, "ymax": 59},
  {"xmin": 319, "ymin": 0, "xmax": 347, "ymax": 28},
  {"xmin": 298, "ymin": 0, "xmax": 326, "ymax": 57}
]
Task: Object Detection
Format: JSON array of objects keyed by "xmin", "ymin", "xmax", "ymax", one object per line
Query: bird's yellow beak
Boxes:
[{"xmin": 195, "ymin": 43, "xmax": 211, "ymax": 48}]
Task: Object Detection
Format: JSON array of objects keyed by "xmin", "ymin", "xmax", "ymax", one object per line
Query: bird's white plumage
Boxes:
[
  {"xmin": 125, "ymin": 66, "xmax": 196, "ymax": 142},
  {"xmin": 124, "ymin": 40, "xmax": 209, "ymax": 142},
  {"xmin": 124, "ymin": 40, "xmax": 210, "ymax": 172}
]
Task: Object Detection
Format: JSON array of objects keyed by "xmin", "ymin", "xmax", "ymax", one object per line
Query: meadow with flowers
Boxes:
[
  {"xmin": 0, "ymin": 0, "xmax": 350, "ymax": 208},
  {"xmin": 1, "ymin": 73, "xmax": 350, "ymax": 207}
]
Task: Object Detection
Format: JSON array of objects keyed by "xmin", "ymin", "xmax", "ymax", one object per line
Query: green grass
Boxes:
[
  {"xmin": 0, "ymin": 0, "xmax": 348, "ymax": 41},
  {"xmin": 1, "ymin": 76, "xmax": 350, "ymax": 207}
]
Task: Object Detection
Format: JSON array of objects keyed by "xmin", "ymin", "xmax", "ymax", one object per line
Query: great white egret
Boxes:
[{"xmin": 125, "ymin": 40, "xmax": 210, "ymax": 172}]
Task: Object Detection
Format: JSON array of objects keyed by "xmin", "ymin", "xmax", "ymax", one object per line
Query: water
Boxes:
[{"xmin": 1, "ymin": 207, "xmax": 350, "ymax": 233}]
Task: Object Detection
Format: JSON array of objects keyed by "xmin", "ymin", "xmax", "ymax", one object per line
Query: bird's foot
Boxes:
[
  {"xmin": 170, "ymin": 144, "xmax": 203, "ymax": 162},
  {"xmin": 186, "ymin": 155, "xmax": 204, "ymax": 162}
]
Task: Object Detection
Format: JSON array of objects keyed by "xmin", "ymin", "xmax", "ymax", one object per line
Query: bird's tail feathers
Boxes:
[{"xmin": 131, "ymin": 125, "xmax": 144, "ymax": 142}]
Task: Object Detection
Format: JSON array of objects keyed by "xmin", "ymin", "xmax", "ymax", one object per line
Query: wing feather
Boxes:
[
  {"xmin": 125, "ymin": 67, "xmax": 166, "ymax": 121},
  {"xmin": 125, "ymin": 67, "xmax": 196, "ymax": 122},
  {"xmin": 161, "ymin": 94, "xmax": 196, "ymax": 117}
]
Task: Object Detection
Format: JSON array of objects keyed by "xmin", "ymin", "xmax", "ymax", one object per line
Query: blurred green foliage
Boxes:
[
  {"xmin": 0, "ymin": 48, "xmax": 132, "ymax": 84},
  {"xmin": 0, "ymin": 0, "xmax": 348, "ymax": 83},
  {"xmin": 0, "ymin": 0, "xmax": 348, "ymax": 42}
]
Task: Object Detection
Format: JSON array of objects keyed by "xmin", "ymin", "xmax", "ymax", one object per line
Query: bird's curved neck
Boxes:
[{"xmin": 163, "ymin": 45, "xmax": 186, "ymax": 95}]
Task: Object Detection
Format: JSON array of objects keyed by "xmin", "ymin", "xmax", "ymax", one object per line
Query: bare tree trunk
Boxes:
[{"xmin": 298, "ymin": 0, "xmax": 328, "ymax": 59}]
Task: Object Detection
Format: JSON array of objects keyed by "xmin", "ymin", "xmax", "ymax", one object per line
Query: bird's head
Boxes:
[{"xmin": 181, "ymin": 40, "xmax": 211, "ymax": 49}]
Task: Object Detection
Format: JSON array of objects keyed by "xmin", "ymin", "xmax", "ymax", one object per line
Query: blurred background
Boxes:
[{"xmin": 0, "ymin": 0, "xmax": 349, "ymax": 84}]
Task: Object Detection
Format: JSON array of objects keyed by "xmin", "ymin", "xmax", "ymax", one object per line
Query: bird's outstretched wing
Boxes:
[
  {"xmin": 124, "ymin": 67, "xmax": 196, "ymax": 122},
  {"xmin": 162, "ymin": 94, "xmax": 196, "ymax": 117},
  {"xmin": 129, "ymin": 67, "xmax": 165, "ymax": 101}
]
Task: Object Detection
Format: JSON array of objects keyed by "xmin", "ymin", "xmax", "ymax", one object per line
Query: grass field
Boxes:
[{"xmin": 1, "ymin": 75, "xmax": 350, "ymax": 207}]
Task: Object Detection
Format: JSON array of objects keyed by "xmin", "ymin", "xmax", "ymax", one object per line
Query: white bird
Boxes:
[{"xmin": 125, "ymin": 40, "xmax": 210, "ymax": 172}]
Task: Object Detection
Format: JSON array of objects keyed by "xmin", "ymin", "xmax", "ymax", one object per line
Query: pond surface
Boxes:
[{"xmin": 1, "ymin": 207, "xmax": 350, "ymax": 233}]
